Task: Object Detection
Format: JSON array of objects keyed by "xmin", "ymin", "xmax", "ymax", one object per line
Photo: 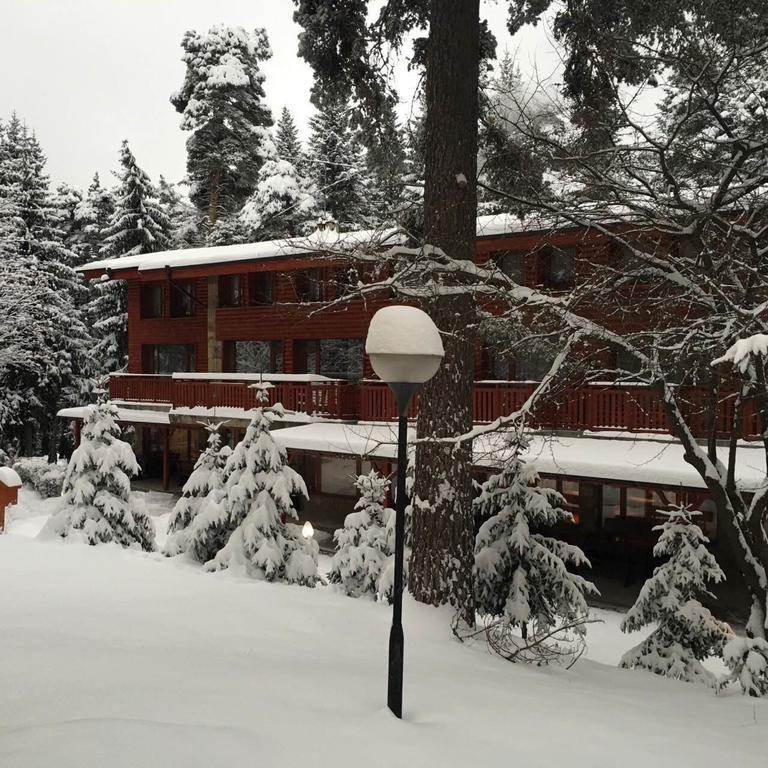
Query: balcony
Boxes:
[{"xmin": 108, "ymin": 374, "xmax": 760, "ymax": 438}]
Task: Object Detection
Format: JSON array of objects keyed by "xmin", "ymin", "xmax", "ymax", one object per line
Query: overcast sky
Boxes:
[{"xmin": 0, "ymin": 1, "xmax": 562, "ymax": 190}]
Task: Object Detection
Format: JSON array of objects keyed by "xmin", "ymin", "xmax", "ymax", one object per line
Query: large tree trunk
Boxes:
[
  {"xmin": 409, "ymin": 0, "xmax": 480, "ymax": 626},
  {"xmin": 208, "ymin": 162, "xmax": 222, "ymax": 227}
]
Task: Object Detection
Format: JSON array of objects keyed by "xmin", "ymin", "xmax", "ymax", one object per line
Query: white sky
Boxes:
[{"xmin": 0, "ymin": 0, "xmax": 563, "ymax": 190}]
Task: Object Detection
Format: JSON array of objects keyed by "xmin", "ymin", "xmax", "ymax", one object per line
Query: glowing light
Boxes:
[{"xmin": 302, "ymin": 521, "xmax": 314, "ymax": 539}]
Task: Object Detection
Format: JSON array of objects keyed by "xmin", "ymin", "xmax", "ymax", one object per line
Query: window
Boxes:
[
  {"xmin": 616, "ymin": 349, "xmax": 642, "ymax": 376},
  {"xmin": 319, "ymin": 339, "xmax": 363, "ymax": 380},
  {"xmin": 486, "ymin": 348, "xmax": 512, "ymax": 380},
  {"xmin": 249, "ymin": 272, "xmax": 274, "ymax": 305},
  {"xmin": 219, "ymin": 275, "xmax": 244, "ymax": 308},
  {"xmin": 544, "ymin": 247, "xmax": 575, "ymax": 289},
  {"xmin": 144, "ymin": 344, "xmax": 195, "ymax": 374},
  {"xmin": 296, "ymin": 268, "xmax": 322, "ymax": 302},
  {"xmin": 515, "ymin": 350, "xmax": 556, "ymax": 381},
  {"xmin": 601, "ymin": 485, "xmax": 622, "ymax": 522},
  {"xmin": 494, "ymin": 250, "xmax": 524, "ymax": 284},
  {"xmin": 294, "ymin": 340, "xmax": 319, "ymax": 374},
  {"xmin": 140, "ymin": 284, "xmax": 164, "ymax": 318},
  {"xmin": 170, "ymin": 281, "xmax": 195, "ymax": 317},
  {"xmin": 320, "ymin": 456, "xmax": 357, "ymax": 496},
  {"xmin": 231, "ymin": 340, "xmax": 283, "ymax": 373}
]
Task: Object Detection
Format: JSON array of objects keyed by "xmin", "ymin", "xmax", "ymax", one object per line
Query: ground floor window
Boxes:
[
  {"xmin": 143, "ymin": 344, "xmax": 195, "ymax": 374},
  {"xmin": 228, "ymin": 340, "xmax": 283, "ymax": 373},
  {"xmin": 320, "ymin": 456, "xmax": 358, "ymax": 496}
]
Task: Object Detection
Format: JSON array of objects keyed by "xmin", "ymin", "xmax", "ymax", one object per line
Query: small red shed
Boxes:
[{"xmin": 0, "ymin": 467, "xmax": 22, "ymax": 533}]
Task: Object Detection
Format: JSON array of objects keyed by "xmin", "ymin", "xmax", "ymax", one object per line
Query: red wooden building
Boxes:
[{"xmin": 61, "ymin": 215, "xmax": 763, "ymax": 603}]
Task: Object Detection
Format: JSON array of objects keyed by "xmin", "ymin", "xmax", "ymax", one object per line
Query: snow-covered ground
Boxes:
[{"xmin": 0, "ymin": 489, "xmax": 765, "ymax": 768}]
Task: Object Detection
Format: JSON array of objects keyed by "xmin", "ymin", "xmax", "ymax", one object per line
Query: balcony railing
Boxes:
[{"xmin": 108, "ymin": 374, "xmax": 760, "ymax": 438}]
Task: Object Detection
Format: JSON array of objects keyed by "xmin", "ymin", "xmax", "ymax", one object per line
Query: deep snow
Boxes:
[{"xmin": 0, "ymin": 489, "xmax": 765, "ymax": 768}]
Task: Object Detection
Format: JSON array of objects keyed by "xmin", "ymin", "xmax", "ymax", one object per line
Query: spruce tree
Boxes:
[
  {"xmin": 275, "ymin": 107, "xmax": 305, "ymax": 170},
  {"xmin": 171, "ymin": 25, "xmax": 274, "ymax": 228},
  {"xmin": 41, "ymin": 401, "xmax": 155, "ymax": 550},
  {"xmin": 100, "ymin": 141, "xmax": 171, "ymax": 258},
  {"xmin": 239, "ymin": 154, "xmax": 318, "ymax": 239},
  {"xmin": 0, "ymin": 116, "xmax": 90, "ymax": 457},
  {"xmin": 75, "ymin": 173, "xmax": 115, "ymax": 263},
  {"xmin": 329, "ymin": 470, "xmax": 395, "ymax": 599},
  {"xmin": 474, "ymin": 442, "xmax": 597, "ymax": 637},
  {"xmin": 158, "ymin": 175, "xmax": 200, "ymax": 249},
  {"xmin": 620, "ymin": 503, "xmax": 731, "ymax": 685},
  {"xmin": 720, "ymin": 635, "xmax": 768, "ymax": 697},
  {"xmin": 187, "ymin": 387, "xmax": 319, "ymax": 585},
  {"xmin": 90, "ymin": 141, "xmax": 170, "ymax": 374},
  {"xmin": 164, "ymin": 422, "xmax": 231, "ymax": 556},
  {"xmin": 307, "ymin": 96, "xmax": 370, "ymax": 229},
  {"xmin": 364, "ymin": 101, "xmax": 406, "ymax": 221}
]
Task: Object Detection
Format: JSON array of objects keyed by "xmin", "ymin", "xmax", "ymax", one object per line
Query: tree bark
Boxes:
[
  {"xmin": 208, "ymin": 162, "xmax": 222, "ymax": 227},
  {"xmin": 409, "ymin": 0, "xmax": 480, "ymax": 626}
]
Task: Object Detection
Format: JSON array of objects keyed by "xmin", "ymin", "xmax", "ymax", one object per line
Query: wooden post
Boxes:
[{"xmin": 162, "ymin": 428, "xmax": 170, "ymax": 491}]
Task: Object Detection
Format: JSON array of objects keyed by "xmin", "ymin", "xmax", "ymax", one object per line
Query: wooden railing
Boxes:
[{"xmin": 109, "ymin": 375, "xmax": 760, "ymax": 437}]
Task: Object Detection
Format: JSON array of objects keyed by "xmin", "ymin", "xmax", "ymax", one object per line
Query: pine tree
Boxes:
[
  {"xmin": 620, "ymin": 503, "xmax": 731, "ymax": 686},
  {"xmin": 474, "ymin": 443, "xmax": 597, "ymax": 637},
  {"xmin": 307, "ymin": 96, "xmax": 370, "ymax": 229},
  {"xmin": 41, "ymin": 401, "xmax": 155, "ymax": 550},
  {"xmin": 171, "ymin": 25, "xmax": 274, "ymax": 228},
  {"xmin": 90, "ymin": 141, "xmax": 171, "ymax": 374},
  {"xmin": 187, "ymin": 386, "xmax": 319, "ymax": 585},
  {"xmin": 163, "ymin": 422, "xmax": 231, "ymax": 556},
  {"xmin": 329, "ymin": 470, "xmax": 395, "ymax": 599}
]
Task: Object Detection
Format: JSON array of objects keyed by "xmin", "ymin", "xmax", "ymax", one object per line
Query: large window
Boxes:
[
  {"xmin": 296, "ymin": 268, "xmax": 322, "ymax": 302},
  {"xmin": 170, "ymin": 281, "xmax": 195, "ymax": 317},
  {"xmin": 494, "ymin": 250, "xmax": 525, "ymax": 284},
  {"xmin": 140, "ymin": 284, "xmax": 164, "ymax": 318},
  {"xmin": 319, "ymin": 338, "xmax": 363, "ymax": 380},
  {"xmin": 231, "ymin": 340, "xmax": 283, "ymax": 373},
  {"xmin": 249, "ymin": 272, "xmax": 274, "ymax": 305},
  {"xmin": 320, "ymin": 456, "xmax": 357, "ymax": 496},
  {"xmin": 515, "ymin": 350, "xmax": 556, "ymax": 381},
  {"xmin": 144, "ymin": 344, "xmax": 195, "ymax": 374},
  {"xmin": 543, "ymin": 247, "xmax": 575, "ymax": 289},
  {"xmin": 219, "ymin": 275, "xmax": 244, "ymax": 308}
]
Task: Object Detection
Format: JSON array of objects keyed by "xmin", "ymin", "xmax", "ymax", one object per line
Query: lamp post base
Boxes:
[{"xmin": 387, "ymin": 622, "xmax": 404, "ymax": 718}]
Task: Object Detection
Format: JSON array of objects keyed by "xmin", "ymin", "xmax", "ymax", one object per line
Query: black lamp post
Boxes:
[{"xmin": 365, "ymin": 306, "xmax": 444, "ymax": 719}]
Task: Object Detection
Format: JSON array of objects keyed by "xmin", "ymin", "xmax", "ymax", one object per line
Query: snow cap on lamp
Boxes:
[{"xmin": 365, "ymin": 306, "xmax": 444, "ymax": 384}]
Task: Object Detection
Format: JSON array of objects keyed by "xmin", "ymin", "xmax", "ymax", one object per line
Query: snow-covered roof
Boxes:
[
  {"xmin": 58, "ymin": 406, "xmax": 171, "ymax": 426},
  {"xmin": 270, "ymin": 422, "xmax": 767, "ymax": 491},
  {"xmin": 79, "ymin": 226, "xmax": 405, "ymax": 275},
  {"xmin": 166, "ymin": 372, "xmax": 338, "ymax": 384}
]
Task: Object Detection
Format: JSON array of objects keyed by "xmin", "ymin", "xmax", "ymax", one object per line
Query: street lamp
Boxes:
[{"xmin": 365, "ymin": 305, "xmax": 444, "ymax": 719}]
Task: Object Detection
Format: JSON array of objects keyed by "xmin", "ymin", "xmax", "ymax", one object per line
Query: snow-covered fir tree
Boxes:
[
  {"xmin": 75, "ymin": 172, "xmax": 114, "ymax": 262},
  {"xmin": 275, "ymin": 107, "xmax": 305, "ymax": 171},
  {"xmin": 329, "ymin": 470, "xmax": 395, "ymax": 600},
  {"xmin": 171, "ymin": 25, "xmax": 274, "ymax": 229},
  {"xmin": 100, "ymin": 140, "xmax": 171, "ymax": 257},
  {"xmin": 719, "ymin": 635, "xmax": 768, "ymax": 697},
  {"xmin": 620, "ymin": 503, "xmax": 731, "ymax": 686},
  {"xmin": 0, "ymin": 115, "xmax": 91, "ymax": 457},
  {"xmin": 187, "ymin": 386, "xmax": 319, "ymax": 585},
  {"xmin": 41, "ymin": 401, "xmax": 155, "ymax": 550},
  {"xmin": 307, "ymin": 96, "xmax": 370, "ymax": 229},
  {"xmin": 90, "ymin": 141, "xmax": 171, "ymax": 374},
  {"xmin": 474, "ymin": 441, "xmax": 597, "ymax": 637},
  {"xmin": 164, "ymin": 422, "xmax": 231, "ymax": 556},
  {"xmin": 158, "ymin": 175, "xmax": 200, "ymax": 249},
  {"xmin": 363, "ymin": 100, "xmax": 406, "ymax": 221}
]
